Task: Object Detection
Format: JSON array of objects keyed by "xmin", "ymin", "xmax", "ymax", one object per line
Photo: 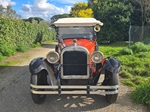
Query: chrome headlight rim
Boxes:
[
  {"xmin": 91, "ymin": 51, "xmax": 104, "ymax": 63},
  {"xmin": 46, "ymin": 51, "xmax": 59, "ymax": 64}
]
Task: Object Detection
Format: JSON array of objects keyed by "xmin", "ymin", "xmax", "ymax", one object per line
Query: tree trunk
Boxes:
[
  {"xmin": 139, "ymin": 5, "xmax": 144, "ymax": 42},
  {"xmin": 140, "ymin": 21, "xmax": 144, "ymax": 41}
]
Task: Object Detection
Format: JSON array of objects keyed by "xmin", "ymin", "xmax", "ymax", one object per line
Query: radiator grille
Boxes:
[{"xmin": 63, "ymin": 51, "xmax": 87, "ymax": 76}]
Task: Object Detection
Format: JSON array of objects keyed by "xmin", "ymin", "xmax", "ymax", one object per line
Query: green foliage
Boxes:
[
  {"xmin": 119, "ymin": 70, "xmax": 132, "ymax": 78},
  {"xmin": 99, "ymin": 42, "xmax": 150, "ymax": 107},
  {"xmin": 0, "ymin": 53, "xmax": 4, "ymax": 61},
  {"xmin": 28, "ymin": 17, "xmax": 44, "ymax": 24},
  {"xmin": 16, "ymin": 44, "xmax": 28, "ymax": 52},
  {"xmin": 0, "ymin": 5, "xmax": 21, "ymax": 19},
  {"xmin": 89, "ymin": 0, "xmax": 133, "ymax": 43},
  {"xmin": 144, "ymin": 38, "xmax": 150, "ymax": 44},
  {"xmin": 121, "ymin": 79, "xmax": 135, "ymax": 87},
  {"xmin": 129, "ymin": 0, "xmax": 142, "ymax": 26},
  {"xmin": 99, "ymin": 42, "xmax": 124, "ymax": 57},
  {"xmin": 0, "ymin": 43, "xmax": 16, "ymax": 56},
  {"xmin": 23, "ymin": 17, "xmax": 44, "ymax": 24},
  {"xmin": 51, "ymin": 14, "xmax": 71, "ymax": 23},
  {"xmin": 32, "ymin": 42, "xmax": 41, "ymax": 48},
  {"xmin": 34, "ymin": 31, "xmax": 43, "ymax": 44},
  {"xmin": 130, "ymin": 42, "xmax": 149, "ymax": 53},
  {"xmin": 119, "ymin": 47, "xmax": 133, "ymax": 55},
  {"xmin": 0, "ymin": 17, "xmax": 56, "ymax": 57},
  {"xmin": 137, "ymin": 52, "xmax": 147, "ymax": 58},
  {"xmin": 131, "ymin": 76, "xmax": 146, "ymax": 85},
  {"xmin": 131, "ymin": 82, "xmax": 150, "ymax": 106}
]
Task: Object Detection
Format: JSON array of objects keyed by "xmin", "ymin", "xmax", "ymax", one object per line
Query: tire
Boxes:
[
  {"xmin": 103, "ymin": 69, "xmax": 119, "ymax": 104},
  {"xmin": 30, "ymin": 70, "xmax": 48, "ymax": 104}
]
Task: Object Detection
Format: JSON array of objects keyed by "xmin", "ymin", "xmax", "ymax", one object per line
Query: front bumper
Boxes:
[{"xmin": 30, "ymin": 84, "xmax": 119, "ymax": 95}]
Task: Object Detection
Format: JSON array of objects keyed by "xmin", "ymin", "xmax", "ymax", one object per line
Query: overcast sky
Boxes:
[{"xmin": 0, "ymin": 0, "xmax": 87, "ymax": 20}]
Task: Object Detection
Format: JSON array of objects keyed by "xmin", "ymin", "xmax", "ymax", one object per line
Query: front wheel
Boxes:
[
  {"xmin": 30, "ymin": 70, "xmax": 48, "ymax": 104},
  {"xmin": 103, "ymin": 69, "xmax": 119, "ymax": 103}
]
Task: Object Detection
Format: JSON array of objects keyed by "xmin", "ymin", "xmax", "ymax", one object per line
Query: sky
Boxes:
[{"xmin": 0, "ymin": 0, "xmax": 87, "ymax": 20}]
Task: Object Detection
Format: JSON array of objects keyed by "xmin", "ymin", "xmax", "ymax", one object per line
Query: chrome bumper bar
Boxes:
[{"xmin": 30, "ymin": 84, "xmax": 119, "ymax": 95}]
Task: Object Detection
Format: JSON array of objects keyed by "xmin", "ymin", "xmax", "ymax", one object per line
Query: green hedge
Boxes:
[{"xmin": 0, "ymin": 17, "xmax": 56, "ymax": 57}]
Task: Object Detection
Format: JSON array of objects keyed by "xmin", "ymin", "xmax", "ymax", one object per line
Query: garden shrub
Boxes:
[
  {"xmin": 118, "ymin": 47, "xmax": 133, "ymax": 55},
  {"xmin": 0, "ymin": 53, "xmax": 4, "ymax": 61},
  {"xmin": 99, "ymin": 43, "xmax": 150, "ymax": 107},
  {"xmin": 144, "ymin": 38, "xmax": 150, "ymax": 45},
  {"xmin": 16, "ymin": 43, "xmax": 28, "ymax": 52},
  {"xmin": 32, "ymin": 42, "xmax": 41, "ymax": 48},
  {"xmin": 0, "ymin": 43, "xmax": 16, "ymax": 56},
  {"xmin": 131, "ymin": 82, "xmax": 150, "ymax": 106},
  {"xmin": 119, "ymin": 70, "xmax": 132, "ymax": 78},
  {"xmin": 121, "ymin": 79, "xmax": 135, "ymax": 87},
  {"xmin": 137, "ymin": 52, "xmax": 147, "ymax": 58},
  {"xmin": 0, "ymin": 17, "xmax": 56, "ymax": 57},
  {"xmin": 130, "ymin": 42, "xmax": 149, "ymax": 53}
]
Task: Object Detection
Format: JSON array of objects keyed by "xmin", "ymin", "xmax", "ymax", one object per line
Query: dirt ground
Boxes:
[{"xmin": 0, "ymin": 43, "xmax": 148, "ymax": 112}]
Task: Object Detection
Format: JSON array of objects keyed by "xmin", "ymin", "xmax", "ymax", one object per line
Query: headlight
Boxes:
[
  {"xmin": 46, "ymin": 51, "xmax": 59, "ymax": 64},
  {"xmin": 91, "ymin": 51, "xmax": 104, "ymax": 63}
]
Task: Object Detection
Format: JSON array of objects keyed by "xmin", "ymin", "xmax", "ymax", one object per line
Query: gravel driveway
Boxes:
[{"xmin": 0, "ymin": 43, "xmax": 148, "ymax": 112}]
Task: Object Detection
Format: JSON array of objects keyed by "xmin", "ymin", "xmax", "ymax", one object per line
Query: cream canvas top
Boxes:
[{"xmin": 53, "ymin": 18, "xmax": 103, "ymax": 27}]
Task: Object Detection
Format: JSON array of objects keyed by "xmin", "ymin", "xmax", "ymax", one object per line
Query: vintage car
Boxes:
[{"xmin": 29, "ymin": 18, "xmax": 120, "ymax": 104}]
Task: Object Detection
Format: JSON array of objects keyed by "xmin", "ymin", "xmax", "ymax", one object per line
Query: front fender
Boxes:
[
  {"xmin": 29, "ymin": 57, "xmax": 47, "ymax": 74},
  {"xmin": 103, "ymin": 57, "xmax": 121, "ymax": 74},
  {"xmin": 29, "ymin": 57, "xmax": 57, "ymax": 85}
]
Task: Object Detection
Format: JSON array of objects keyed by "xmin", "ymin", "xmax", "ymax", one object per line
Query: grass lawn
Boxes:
[{"xmin": 99, "ymin": 42, "xmax": 150, "ymax": 108}]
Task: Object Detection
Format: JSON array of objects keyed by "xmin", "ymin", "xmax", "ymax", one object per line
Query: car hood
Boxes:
[{"xmin": 62, "ymin": 38, "xmax": 96, "ymax": 54}]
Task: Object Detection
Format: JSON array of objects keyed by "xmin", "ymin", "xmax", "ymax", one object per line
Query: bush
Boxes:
[
  {"xmin": 0, "ymin": 43, "xmax": 16, "ymax": 56},
  {"xmin": 144, "ymin": 38, "xmax": 150, "ymax": 45},
  {"xmin": 137, "ymin": 52, "xmax": 147, "ymax": 58},
  {"xmin": 32, "ymin": 42, "xmax": 41, "ymax": 48},
  {"xmin": 99, "ymin": 43, "xmax": 150, "ymax": 107},
  {"xmin": 118, "ymin": 47, "xmax": 133, "ymax": 55},
  {"xmin": 121, "ymin": 79, "xmax": 135, "ymax": 87},
  {"xmin": 0, "ymin": 53, "xmax": 4, "ymax": 61},
  {"xmin": 131, "ymin": 76, "xmax": 145, "ymax": 85},
  {"xmin": 16, "ymin": 44, "xmax": 28, "ymax": 52},
  {"xmin": 131, "ymin": 82, "xmax": 150, "ymax": 106},
  {"xmin": 0, "ymin": 17, "xmax": 56, "ymax": 57},
  {"xmin": 119, "ymin": 70, "xmax": 132, "ymax": 78},
  {"xmin": 130, "ymin": 42, "xmax": 149, "ymax": 53}
]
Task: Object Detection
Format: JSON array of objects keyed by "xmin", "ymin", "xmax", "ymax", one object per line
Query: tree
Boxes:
[
  {"xmin": 70, "ymin": 2, "xmax": 93, "ymax": 18},
  {"xmin": 0, "ymin": 5, "xmax": 4, "ymax": 16},
  {"xmin": 135, "ymin": 0, "xmax": 150, "ymax": 41},
  {"xmin": 129, "ymin": 0, "xmax": 142, "ymax": 26},
  {"xmin": 28, "ymin": 17, "xmax": 44, "ymax": 24},
  {"xmin": 5, "ymin": 5, "xmax": 14, "ymax": 18},
  {"xmin": 0, "ymin": 5, "xmax": 22, "ymax": 20},
  {"xmin": 89, "ymin": 0, "xmax": 133, "ymax": 43},
  {"xmin": 50, "ymin": 14, "xmax": 70, "ymax": 23}
]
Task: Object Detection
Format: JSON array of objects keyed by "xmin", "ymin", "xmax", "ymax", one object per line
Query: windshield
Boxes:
[{"xmin": 58, "ymin": 27, "xmax": 94, "ymax": 39}]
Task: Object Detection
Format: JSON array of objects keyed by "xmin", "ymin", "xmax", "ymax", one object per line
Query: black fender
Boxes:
[
  {"xmin": 29, "ymin": 57, "xmax": 57, "ymax": 85},
  {"xmin": 103, "ymin": 57, "xmax": 121, "ymax": 74},
  {"xmin": 29, "ymin": 57, "xmax": 47, "ymax": 74}
]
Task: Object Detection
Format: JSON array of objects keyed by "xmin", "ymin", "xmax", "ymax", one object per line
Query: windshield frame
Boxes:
[{"xmin": 57, "ymin": 26, "xmax": 94, "ymax": 40}]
